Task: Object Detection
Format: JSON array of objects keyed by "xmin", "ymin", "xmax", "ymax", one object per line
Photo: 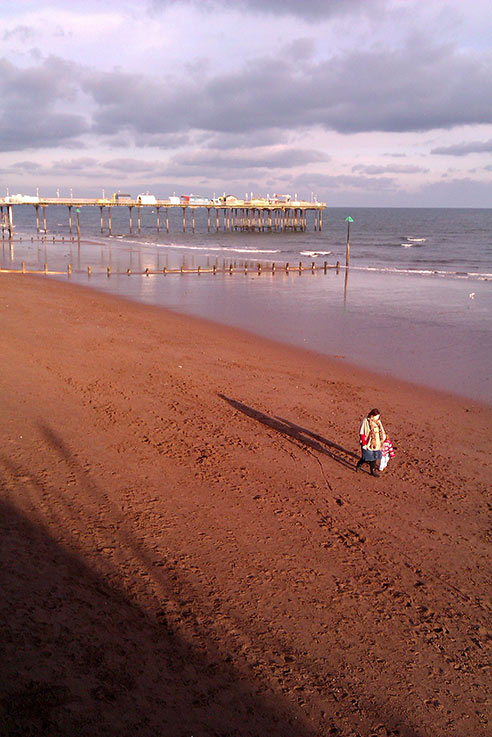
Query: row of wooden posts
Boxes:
[
  {"xmin": 0, "ymin": 204, "xmax": 324, "ymax": 237},
  {"xmin": 3, "ymin": 260, "xmax": 344, "ymax": 277},
  {"xmin": 3, "ymin": 226, "xmax": 352, "ymax": 268},
  {"xmin": 4, "ymin": 235, "xmax": 83, "ymax": 243}
]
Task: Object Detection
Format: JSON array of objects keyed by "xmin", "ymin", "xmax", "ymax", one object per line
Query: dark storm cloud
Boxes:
[
  {"xmin": 81, "ymin": 37, "xmax": 492, "ymax": 139},
  {"xmin": 0, "ymin": 56, "xmax": 89, "ymax": 152},
  {"xmin": 431, "ymin": 139, "xmax": 492, "ymax": 156}
]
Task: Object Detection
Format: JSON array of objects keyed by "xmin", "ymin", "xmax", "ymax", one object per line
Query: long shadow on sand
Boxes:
[
  {"xmin": 219, "ymin": 394, "xmax": 358, "ymax": 471},
  {"xmin": 0, "ymin": 423, "xmax": 427, "ymax": 737},
  {"xmin": 0, "ymin": 439, "xmax": 315, "ymax": 737}
]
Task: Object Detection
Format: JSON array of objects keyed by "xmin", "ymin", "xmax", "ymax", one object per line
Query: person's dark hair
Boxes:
[{"xmin": 368, "ymin": 408, "xmax": 380, "ymax": 417}]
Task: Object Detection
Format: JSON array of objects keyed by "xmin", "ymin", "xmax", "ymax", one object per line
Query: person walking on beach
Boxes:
[{"xmin": 356, "ymin": 408, "xmax": 386, "ymax": 477}]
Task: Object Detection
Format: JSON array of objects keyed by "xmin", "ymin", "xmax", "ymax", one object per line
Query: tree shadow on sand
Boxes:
[{"xmin": 219, "ymin": 394, "xmax": 358, "ymax": 471}]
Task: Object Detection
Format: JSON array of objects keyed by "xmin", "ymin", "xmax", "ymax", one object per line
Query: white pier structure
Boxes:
[{"xmin": 0, "ymin": 194, "xmax": 326, "ymax": 238}]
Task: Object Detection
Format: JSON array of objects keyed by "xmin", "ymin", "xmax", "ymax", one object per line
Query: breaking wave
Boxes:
[{"xmin": 300, "ymin": 250, "xmax": 332, "ymax": 257}]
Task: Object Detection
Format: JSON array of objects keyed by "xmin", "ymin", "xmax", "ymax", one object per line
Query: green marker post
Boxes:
[
  {"xmin": 76, "ymin": 208, "xmax": 81, "ymax": 240},
  {"xmin": 345, "ymin": 216, "xmax": 354, "ymax": 267}
]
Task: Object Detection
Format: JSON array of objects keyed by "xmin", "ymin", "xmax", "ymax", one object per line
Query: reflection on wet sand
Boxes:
[{"xmin": 1, "ymin": 234, "xmax": 491, "ymax": 404}]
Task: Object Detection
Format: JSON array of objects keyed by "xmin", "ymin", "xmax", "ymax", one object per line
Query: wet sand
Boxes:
[{"xmin": 1, "ymin": 274, "xmax": 491, "ymax": 737}]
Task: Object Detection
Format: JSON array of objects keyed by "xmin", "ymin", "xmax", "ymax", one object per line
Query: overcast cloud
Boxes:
[
  {"xmin": 431, "ymin": 139, "xmax": 492, "ymax": 156},
  {"xmin": 1, "ymin": 0, "xmax": 491, "ymax": 205},
  {"xmin": 152, "ymin": 0, "xmax": 388, "ymax": 21}
]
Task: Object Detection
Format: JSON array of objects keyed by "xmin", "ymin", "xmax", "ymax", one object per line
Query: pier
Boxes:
[{"xmin": 0, "ymin": 196, "xmax": 326, "ymax": 238}]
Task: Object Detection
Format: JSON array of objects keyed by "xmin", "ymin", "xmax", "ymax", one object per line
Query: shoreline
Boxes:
[
  {"xmin": 1, "ymin": 273, "xmax": 491, "ymax": 736},
  {"xmin": 3, "ymin": 269, "xmax": 492, "ymax": 411},
  {"xmin": 4, "ymin": 210, "xmax": 492, "ymax": 405},
  {"xmin": 59, "ymin": 268, "xmax": 492, "ymax": 408},
  {"xmin": 77, "ymin": 272, "xmax": 492, "ymax": 411}
]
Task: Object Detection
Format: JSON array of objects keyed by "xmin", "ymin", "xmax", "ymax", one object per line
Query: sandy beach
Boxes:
[{"xmin": 1, "ymin": 273, "xmax": 491, "ymax": 737}]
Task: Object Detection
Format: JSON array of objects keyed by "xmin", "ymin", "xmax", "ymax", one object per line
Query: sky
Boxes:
[{"xmin": 1, "ymin": 0, "xmax": 491, "ymax": 206}]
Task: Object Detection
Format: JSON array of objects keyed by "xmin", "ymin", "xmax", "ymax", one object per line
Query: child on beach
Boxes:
[{"xmin": 379, "ymin": 437, "xmax": 395, "ymax": 472}]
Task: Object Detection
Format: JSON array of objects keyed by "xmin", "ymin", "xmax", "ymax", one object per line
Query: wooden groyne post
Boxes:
[{"xmin": 1, "ymin": 259, "xmax": 343, "ymax": 278}]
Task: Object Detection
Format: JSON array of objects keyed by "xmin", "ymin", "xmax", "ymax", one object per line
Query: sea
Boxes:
[{"xmin": 2, "ymin": 205, "xmax": 491, "ymax": 404}]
